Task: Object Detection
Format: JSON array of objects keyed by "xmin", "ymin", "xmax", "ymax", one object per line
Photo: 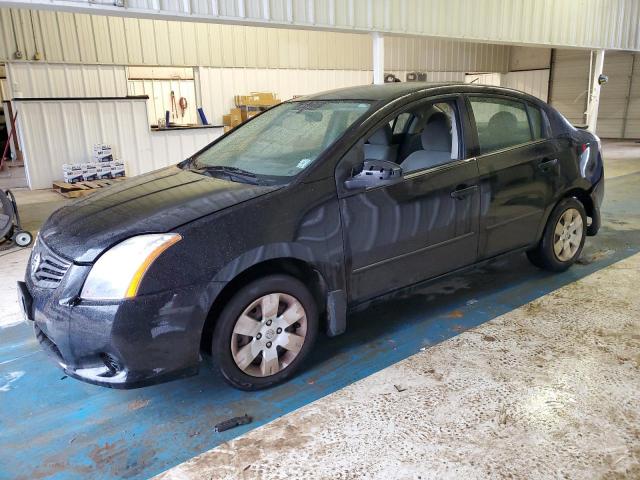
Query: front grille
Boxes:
[{"xmin": 30, "ymin": 238, "xmax": 72, "ymax": 289}]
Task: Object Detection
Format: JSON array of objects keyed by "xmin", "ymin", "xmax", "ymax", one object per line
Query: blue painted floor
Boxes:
[{"xmin": 1, "ymin": 171, "xmax": 639, "ymax": 479}]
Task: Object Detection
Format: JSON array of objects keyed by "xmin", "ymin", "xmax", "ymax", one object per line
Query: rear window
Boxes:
[{"xmin": 469, "ymin": 97, "xmax": 533, "ymax": 154}]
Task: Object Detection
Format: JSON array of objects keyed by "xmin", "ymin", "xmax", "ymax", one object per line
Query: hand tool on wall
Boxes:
[
  {"xmin": 170, "ymin": 91, "xmax": 178, "ymax": 120},
  {"xmin": 178, "ymin": 97, "xmax": 188, "ymax": 118}
]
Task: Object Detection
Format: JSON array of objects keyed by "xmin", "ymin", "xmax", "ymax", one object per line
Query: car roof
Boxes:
[{"xmin": 296, "ymin": 82, "xmax": 545, "ymax": 106}]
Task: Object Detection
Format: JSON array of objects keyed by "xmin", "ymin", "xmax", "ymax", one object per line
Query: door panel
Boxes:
[
  {"xmin": 477, "ymin": 140, "xmax": 558, "ymax": 258},
  {"xmin": 341, "ymin": 159, "xmax": 480, "ymax": 303}
]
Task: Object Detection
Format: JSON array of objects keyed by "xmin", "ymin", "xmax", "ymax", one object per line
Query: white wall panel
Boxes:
[
  {"xmin": 0, "ymin": 9, "xmax": 373, "ymax": 70},
  {"xmin": 7, "ymin": 63, "xmax": 127, "ymax": 98},
  {"xmin": 509, "ymin": 46, "xmax": 551, "ymax": 71},
  {"xmin": 464, "ymin": 73, "xmax": 502, "ymax": 86},
  {"xmin": 14, "ymin": 97, "xmax": 221, "ymax": 189},
  {"xmin": 5, "ymin": 0, "xmax": 639, "ymax": 51},
  {"xmin": 198, "ymin": 67, "xmax": 373, "ymax": 125},
  {"xmin": 502, "ymin": 70, "xmax": 550, "ymax": 102},
  {"xmin": 388, "ymin": 71, "xmax": 466, "ymax": 83},
  {"xmin": 386, "ymin": 36, "xmax": 510, "ymax": 73}
]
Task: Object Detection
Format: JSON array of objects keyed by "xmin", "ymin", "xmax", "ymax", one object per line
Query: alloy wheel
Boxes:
[{"xmin": 230, "ymin": 292, "xmax": 308, "ymax": 377}]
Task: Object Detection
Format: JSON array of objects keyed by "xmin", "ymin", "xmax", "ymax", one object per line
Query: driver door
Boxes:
[{"xmin": 338, "ymin": 97, "xmax": 481, "ymax": 303}]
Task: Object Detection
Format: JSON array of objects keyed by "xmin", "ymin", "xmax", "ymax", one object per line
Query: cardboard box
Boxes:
[
  {"xmin": 93, "ymin": 143, "xmax": 112, "ymax": 155},
  {"xmin": 82, "ymin": 167, "xmax": 98, "ymax": 182},
  {"xmin": 110, "ymin": 161, "xmax": 126, "ymax": 178},
  {"xmin": 229, "ymin": 108, "xmax": 243, "ymax": 127},
  {"xmin": 223, "ymin": 125, "xmax": 233, "ymax": 133},
  {"xmin": 63, "ymin": 169, "xmax": 84, "ymax": 184},
  {"xmin": 222, "ymin": 114, "xmax": 231, "ymax": 126},
  {"xmin": 94, "ymin": 154, "xmax": 113, "ymax": 163},
  {"xmin": 96, "ymin": 165, "xmax": 113, "ymax": 179},
  {"xmin": 234, "ymin": 92, "xmax": 279, "ymax": 107}
]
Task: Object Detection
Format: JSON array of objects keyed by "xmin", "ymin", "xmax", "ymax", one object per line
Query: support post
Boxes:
[
  {"xmin": 586, "ymin": 49, "xmax": 605, "ymax": 134},
  {"xmin": 372, "ymin": 32, "xmax": 384, "ymax": 85}
]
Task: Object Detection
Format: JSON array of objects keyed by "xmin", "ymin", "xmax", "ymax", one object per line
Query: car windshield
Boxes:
[{"xmin": 189, "ymin": 100, "xmax": 372, "ymax": 184}]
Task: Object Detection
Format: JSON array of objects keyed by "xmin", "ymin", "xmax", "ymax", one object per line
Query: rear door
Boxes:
[{"xmin": 466, "ymin": 95, "xmax": 558, "ymax": 259}]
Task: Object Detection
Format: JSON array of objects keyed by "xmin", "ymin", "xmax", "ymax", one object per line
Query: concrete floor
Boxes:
[
  {"xmin": 0, "ymin": 140, "xmax": 639, "ymax": 479},
  {"xmin": 158, "ymin": 253, "xmax": 640, "ymax": 480}
]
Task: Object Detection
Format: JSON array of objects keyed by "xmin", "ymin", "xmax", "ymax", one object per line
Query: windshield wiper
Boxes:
[{"xmin": 193, "ymin": 165, "xmax": 263, "ymax": 184}]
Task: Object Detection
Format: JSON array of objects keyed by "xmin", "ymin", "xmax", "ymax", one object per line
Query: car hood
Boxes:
[{"xmin": 39, "ymin": 166, "xmax": 279, "ymax": 263}]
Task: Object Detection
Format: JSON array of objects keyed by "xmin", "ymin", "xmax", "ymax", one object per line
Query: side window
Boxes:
[
  {"xmin": 527, "ymin": 104, "xmax": 547, "ymax": 140},
  {"xmin": 362, "ymin": 99, "xmax": 461, "ymax": 173},
  {"xmin": 469, "ymin": 97, "xmax": 533, "ymax": 154}
]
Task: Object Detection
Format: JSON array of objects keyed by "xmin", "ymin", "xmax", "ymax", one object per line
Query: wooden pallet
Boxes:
[{"xmin": 52, "ymin": 177, "xmax": 126, "ymax": 198}]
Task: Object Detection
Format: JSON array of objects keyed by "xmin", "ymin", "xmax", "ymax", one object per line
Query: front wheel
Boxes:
[
  {"xmin": 527, "ymin": 197, "xmax": 587, "ymax": 272},
  {"xmin": 212, "ymin": 274, "xmax": 318, "ymax": 390}
]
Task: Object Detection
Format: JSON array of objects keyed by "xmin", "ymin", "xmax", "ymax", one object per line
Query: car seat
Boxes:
[
  {"xmin": 364, "ymin": 124, "xmax": 397, "ymax": 162},
  {"xmin": 485, "ymin": 111, "xmax": 519, "ymax": 151},
  {"xmin": 401, "ymin": 116, "xmax": 452, "ymax": 173}
]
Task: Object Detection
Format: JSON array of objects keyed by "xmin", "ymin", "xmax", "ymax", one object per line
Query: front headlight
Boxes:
[{"xmin": 81, "ymin": 233, "xmax": 182, "ymax": 300}]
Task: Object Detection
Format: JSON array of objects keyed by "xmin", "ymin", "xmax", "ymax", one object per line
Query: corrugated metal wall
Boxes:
[
  {"xmin": 387, "ymin": 71, "xmax": 466, "ymax": 83},
  {"xmin": 550, "ymin": 49, "xmax": 640, "ymax": 138},
  {"xmin": 198, "ymin": 67, "xmax": 372, "ymax": 124},
  {"xmin": 0, "ymin": 8, "xmax": 514, "ymax": 74},
  {"xmin": 0, "ymin": 9, "xmax": 373, "ymax": 69},
  {"xmin": 598, "ymin": 51, "xmax": 635, "ymax": 138},
  {"xmin": 502, "ymin": 70, "xmax": 550, "ymax": 102},
  {"xmin": 549, "ymin": 50, "xmax": 591, "ymax": 126},
  {"xmin": 7, "ymin": 63, "xmax": 127, "ymax": 97},
  {"xmin": 4, "ymin": 0, "xmax": 640, "ymax": 51},
  {"xmin": 15, "ymin": 97, "xmax": 221, "ymax": 189},
  {"xmin": 386, "ymin": 36, "xmax": 510, "ymax": 73},
  {"xmin": 626, "ymin": 54, "xmax": 640, "ymax": 138}
]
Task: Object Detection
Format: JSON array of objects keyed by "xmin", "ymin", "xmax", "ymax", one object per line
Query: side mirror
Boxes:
[{"xmin": 344, "ymin": 159, "xmax": 403, "ymax": 190}]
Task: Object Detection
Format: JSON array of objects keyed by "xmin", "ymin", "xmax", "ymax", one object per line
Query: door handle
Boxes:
[
  {"xmin": 538, "ymin": 158, "xmax": 558, "ymax": 171},
  {"xmin": 450, "ymin": 185, "xmax": 478, "ymax": 199}
]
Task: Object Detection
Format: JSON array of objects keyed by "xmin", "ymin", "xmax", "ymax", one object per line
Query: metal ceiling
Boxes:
[{"xmin": 2, "ymin": 0, "xmax": 640, "ymax": 51}]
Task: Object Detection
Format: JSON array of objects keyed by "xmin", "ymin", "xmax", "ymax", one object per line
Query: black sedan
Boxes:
[{"xmin": 18, "ymin": 83, "xmax": 604, "ymax": 390}]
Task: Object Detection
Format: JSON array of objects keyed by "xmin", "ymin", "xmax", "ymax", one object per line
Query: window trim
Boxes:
[
  {"xmin": 465, "ymin": 93, "xmax": 550, "ymax": 157},
  {"xmin": 524, "ymin": 101, "xmax": 550, "ymax": 141}
]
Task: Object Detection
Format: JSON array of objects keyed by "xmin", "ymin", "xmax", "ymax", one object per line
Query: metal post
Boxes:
[
  {"xmin": 586, "ymin": 49, "xmax": 605, "ymax": 133},
  {"xmin": 372, "ymin": 32, "xmax": 384, "ymax": 85}
]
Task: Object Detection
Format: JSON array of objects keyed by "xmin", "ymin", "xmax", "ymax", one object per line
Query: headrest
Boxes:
[
  {"xmin": 367, "ymin": 124, "xmax": 392, "ymax": 146},
  {"xmin": 427, "ymin": 112, "xmax": 449, "ymax": 125},
  {"xmin": 421, "ymin": 116, "xmax": 451, "ymax": 152},
  {"xmin": 488, "ymin": 111, "xmax": 518, "ymax": 131}
]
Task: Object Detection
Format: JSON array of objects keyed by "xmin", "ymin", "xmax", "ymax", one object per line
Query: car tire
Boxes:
[
  {"xmin": 212, "ymin": 274, "xmax": 318, "ymax": 390},
  {"xmin": 527, "ymin": 197, "xmax": 587, "ymax": 272}
]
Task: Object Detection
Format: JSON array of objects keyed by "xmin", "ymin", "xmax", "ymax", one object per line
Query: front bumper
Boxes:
[{"xmin": 20, "ymin": 271, "xmax": 209, "ymax": 389}]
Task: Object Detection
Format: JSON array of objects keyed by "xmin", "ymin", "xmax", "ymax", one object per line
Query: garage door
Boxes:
[
  {"xmin": 598, "ymin": 51, "xmax": 634, "ymax": 139},
  {"xmin": 624, "ymin": 54, "xmax": 640, "ymax": 139},
  {"xmin": 549, "ymin": 49, "xmax": 590, "ymax": 126},
  {"xmin": 550, "ymin": 50, "xmax": 640, "ymax": 139}
]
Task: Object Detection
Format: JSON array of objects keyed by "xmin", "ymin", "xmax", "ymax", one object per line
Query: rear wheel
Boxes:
[
  {"xmin": 527, "ymin": 197, "xmax": 586, "ymax": 272},
  {"xmin": 212, "ymin": 274, "xmax": 318, "ymax": 390}
]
